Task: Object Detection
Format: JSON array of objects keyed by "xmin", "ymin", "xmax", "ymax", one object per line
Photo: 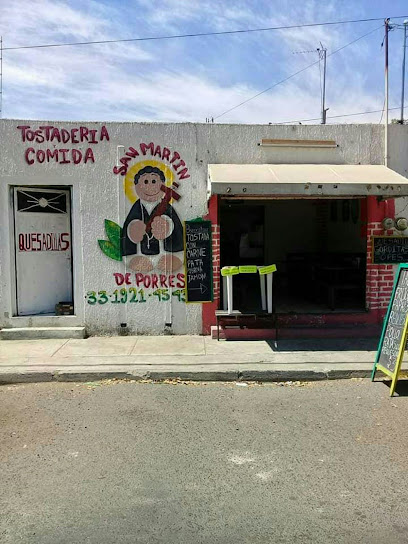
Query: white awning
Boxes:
[{"xmin": 208, "ymin": 164, "xmax": 408, "ymax": 197}]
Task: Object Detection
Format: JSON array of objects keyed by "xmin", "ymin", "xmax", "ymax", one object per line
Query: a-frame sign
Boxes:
[{"xmin": 372, "ymin": 264, "xmax": 408, "ymax": 396}]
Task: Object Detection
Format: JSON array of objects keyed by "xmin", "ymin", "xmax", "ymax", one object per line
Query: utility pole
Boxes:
[
  {"xmin": 293, "ymin": 45, "xmax": 328, "ymax": 123},
  {"xmin": 384, "ymin": 18, "xmax": 390, "ymax": 166},
  {"xmin": 400, "ymin": 20, "xmax": 408, "ymax": 124},
  {"xmin": 318, "ymin": 44, "xmax": 328, "ymax": 124}
]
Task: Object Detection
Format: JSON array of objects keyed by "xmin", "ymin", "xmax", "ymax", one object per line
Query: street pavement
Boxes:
[
  {"xmin": 0, "ymin": 336, "xmax": 384, "ymax": 383},
  {"xmin": 2, "ymin": 379, "xmax": 408, "ymax": 543}
]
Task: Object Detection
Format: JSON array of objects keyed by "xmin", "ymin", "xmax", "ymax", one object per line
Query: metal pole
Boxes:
[
  {"xmin": 401, "ymin": 21, "xmax": 408, "ymax": 124},
  {"xmin": 267, "ymin": 273, "xmax": 273, "ymax": 314},
  {"xmin": 322, "ymin": 47, "xmax": 327, "ymax": 124},
  {"xmin": 259, "ymin": 273, "xmax": 266, "ymax": 311},
  {"xmin": 223, "ymin": 275, "xmax": 228, "ymax": 310},
  {"xmin": 227, "ymin": 275, "xmax": 233, "ymax": 314},
  {"xmin": 385, "ymin": 19, "xmax": 389, "ymax": 166}
]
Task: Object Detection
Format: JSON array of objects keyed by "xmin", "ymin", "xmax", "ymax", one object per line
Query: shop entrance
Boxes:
[
  {"xmin": 220, "ymin": 198, "xmax": 367, "ymax": 314},
  {"xmin": 13, "ymin": 187, "xmax": 73, "ymax": 316}
]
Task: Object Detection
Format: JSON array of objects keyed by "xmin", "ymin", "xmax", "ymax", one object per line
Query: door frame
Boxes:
[
  {"xmin": 218, "ymin": 195, "xmax": 368, "ymax": 315},
  {"xmin": 10, "ymin": 185, "xmax": 74, "ymax": 317}
]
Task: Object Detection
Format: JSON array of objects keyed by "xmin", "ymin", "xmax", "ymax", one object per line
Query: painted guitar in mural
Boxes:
[{"xmin": 145, "ymin": 181, "xmax": 181, "ymax": 235}]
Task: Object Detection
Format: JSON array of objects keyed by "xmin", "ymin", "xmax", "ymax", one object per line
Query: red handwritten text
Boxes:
[
  {"xmin": 17, "ymin": 125, "xmax": 109, "ymax": 166},
  {"xmin": 18, "ymin": 232, "xmax": 70, "ymax": 252},
  {"xmin": 113, "ymin": 142, "xmax": 190, "ymax": 180},
  {"xmin": 113, "ymin": 272, "xmax": 185, "ymax": 289}
]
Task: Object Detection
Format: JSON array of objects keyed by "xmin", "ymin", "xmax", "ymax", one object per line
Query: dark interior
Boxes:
[{"xmin": 220, "ymin": 198, "xmax": 367, "ymax": 314}]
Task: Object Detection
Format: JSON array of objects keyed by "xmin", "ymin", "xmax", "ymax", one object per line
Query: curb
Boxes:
[{"xmin": 0, "ymin": 367, "xmax": 373, "ymax": 385}]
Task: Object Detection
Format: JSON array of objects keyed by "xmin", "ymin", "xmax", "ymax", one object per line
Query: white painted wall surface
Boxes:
[
  {"xmin": 0, "ymin": 121, "xmax": 407, "ymax": 335},
  {"xmin": 389, "ymin": 125, "xmax": 408, "ymax": 237}
]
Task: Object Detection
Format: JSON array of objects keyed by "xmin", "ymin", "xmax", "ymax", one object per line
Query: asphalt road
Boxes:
[{"xmin": 1, "ymin": 378, "xmax": 408, "ymax": 544}]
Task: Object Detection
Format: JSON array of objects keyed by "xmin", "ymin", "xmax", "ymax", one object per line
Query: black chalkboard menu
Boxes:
[
  {"xmin": 184, "ymin": 220, "xmax": 213, "ymax": 303},
  {"xmin": 373, "ymin": 236, "xmax": 408, "ymax": 264},
  {"xmin": 376, "ymin": 268, "xmax": 408, "ymax": 373}
]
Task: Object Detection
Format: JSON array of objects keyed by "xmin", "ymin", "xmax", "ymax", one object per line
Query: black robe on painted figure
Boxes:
[{"xmin": 122, "ymin": 200, "xmax": 184, "ymax": 256}]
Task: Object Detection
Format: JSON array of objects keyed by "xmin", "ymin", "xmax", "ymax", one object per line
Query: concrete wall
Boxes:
[
  {"xmin": 0, "ymin": 120, "xmax": 407, "ymax": 335},
  {"xmin": 388, "ymin": 125, "xmax": 408, "ymax": 237}
]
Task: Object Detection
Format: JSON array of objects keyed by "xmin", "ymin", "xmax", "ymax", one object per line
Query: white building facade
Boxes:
[{"xmin": 1, "ymin": 120, "xmax": 408, "ymax": 337}]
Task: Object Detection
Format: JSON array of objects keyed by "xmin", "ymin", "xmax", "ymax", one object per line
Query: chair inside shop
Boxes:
[{"xmin": 220, "ymin": 198, "xmax": 367, "ymax": 314}]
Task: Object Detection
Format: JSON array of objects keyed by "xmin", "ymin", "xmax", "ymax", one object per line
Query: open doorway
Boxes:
[{"xmin": 220, "ymin": 198, "xmax": 367, "ymax": 314}]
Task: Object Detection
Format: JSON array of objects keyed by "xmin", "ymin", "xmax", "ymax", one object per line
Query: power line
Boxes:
[
  {"xmin": 271, "ymin": 105, "xmax": 407, "ymax": 124},
  {"xmin": 2, "ymin": 15, "xmax": 408, "ymax": 51},
  {"xmin": 214, "ymin": 25, "xmax": 383, "ymax": 120}
]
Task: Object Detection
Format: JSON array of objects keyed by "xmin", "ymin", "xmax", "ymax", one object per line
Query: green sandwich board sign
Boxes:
[{"xmin": 372, "ymin": 264, "xmax": 408, "ymax": 396}]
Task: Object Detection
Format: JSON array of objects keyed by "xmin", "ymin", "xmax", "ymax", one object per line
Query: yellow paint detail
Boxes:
[
  {"xmin": 376, "ymin": 364, "xmax": 394, "ymax": 378},
  {"xmin": 258, "ymin": 264, "xmax": 277, "ymax": 275},
  {"xmin": 239, "ymin": 265, "xmax": 257, "ymax": 274},
  {"xmin": 375, "ymin": 315, "xmax": 408, "ymax": 396},
  {"xmin": 221, "ymin": 266, "xmax": 240, "ymax": 276},
  {"xmin": 390, "ymin": 316, "xmax": 408, "ymax": 396},
  {"xmin": 124, "ymin": 159, "xmax": 175, "ymax": 204}
]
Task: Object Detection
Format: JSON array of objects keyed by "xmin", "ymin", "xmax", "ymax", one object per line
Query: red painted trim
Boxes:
[
  {"xmin": 202, "ymin": 195, "xmax": 220, "ymax": 334},
  {"xmin": 365, "ymin": 196, "xmax": 396, "ymax": 321},
  {"xmin": 213, "ymin": 325, "xmax": 381, "ymax": 341},
  {"xmin": 366, "ymin": 195, "xmax": 395, "ymax": 223},
  {"xmin": 202, "ymin": 195, "xmax": 396, "ymax": 335}
]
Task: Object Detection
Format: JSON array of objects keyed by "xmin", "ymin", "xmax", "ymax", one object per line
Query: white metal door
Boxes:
[{"xmin": 14, "ymin": 187, "xmax": 73, "ymax": 316}]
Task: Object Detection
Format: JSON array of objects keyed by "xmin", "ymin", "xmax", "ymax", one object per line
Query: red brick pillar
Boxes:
[
  {"xmin": 366, "ymin": 196, "xmax": 396, "ymax": 321},
  {"xmin": 212, "ymin": 223, "xmax": 221, "ymax": 302},
  {"xmin": 202, "ymin": 195, "xmax": 220, "ymax": 334}
]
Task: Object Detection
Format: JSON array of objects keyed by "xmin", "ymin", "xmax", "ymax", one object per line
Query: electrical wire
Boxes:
[
  {"xmin": 271, "ymin": 105, "xmax": 407, "ymax": 124},
  {"xmin": 2, "ymin": 16, "xmax": 408, "ymax": 51},
  {"xmin": 214, "ymin": 25, "xmax": 383, "ymax": 120}
]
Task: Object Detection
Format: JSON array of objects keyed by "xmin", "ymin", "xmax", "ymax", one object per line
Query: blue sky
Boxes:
[{"xmin": 1, "ymin": 0, "xmax": 408, "ymax": 123}]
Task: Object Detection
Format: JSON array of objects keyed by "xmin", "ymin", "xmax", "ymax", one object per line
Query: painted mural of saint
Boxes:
[{"xmin": 122, "ymin": 166, "xmax": 184, "ymax": 273}]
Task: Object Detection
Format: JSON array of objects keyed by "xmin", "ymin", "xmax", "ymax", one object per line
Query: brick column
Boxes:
[
  {"xmin": 212, "ymin": 223, "xmax": 221, "ymax": 303},
  {"xmin": 202, "ymin": 195, "xmax": 220, "ymax": 334},
  {"xmin": 366, "ymin": 196, "xmax": 396, "ymax": 321}
]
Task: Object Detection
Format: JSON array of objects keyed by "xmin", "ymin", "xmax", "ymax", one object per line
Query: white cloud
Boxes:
[
  {"xmin": 135, "ymin": 0, "xmax": 260, "ymax": 29},
  {"xmin": 0, "ymin": 0, "xmax": 391, "ymax": 124},
  {"xmin": 2, "ymin": 0, "xmax": 110, "ymax": 43}
]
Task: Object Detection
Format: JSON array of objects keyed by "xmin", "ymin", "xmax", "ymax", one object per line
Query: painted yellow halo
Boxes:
[{"xmin": 124, "ymin": 160, "xmax": 175, "ymax": 204}]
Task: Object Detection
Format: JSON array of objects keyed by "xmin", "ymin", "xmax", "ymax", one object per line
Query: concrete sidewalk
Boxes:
[{"xmin": 0, "ymin": 335, "xmax": 387, "ymax": 384}]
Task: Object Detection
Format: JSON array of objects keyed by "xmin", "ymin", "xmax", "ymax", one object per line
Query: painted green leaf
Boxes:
[
  {"xmin": 105, "ymin": 220, "xmax": 122, "ymax": 247},
  {"xmin": 98, "ymin": 240, "xmax": 122, "ymax": 261}
]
